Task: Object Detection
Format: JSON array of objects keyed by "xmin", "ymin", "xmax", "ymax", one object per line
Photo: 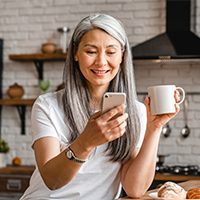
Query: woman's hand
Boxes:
[
  {"xmin": 77, "ymin": 104, "xmax": 128, "ymax": 152},
  {"xmin": 144, "ymin": 89, "xmax": 180, "ymax": 133}
]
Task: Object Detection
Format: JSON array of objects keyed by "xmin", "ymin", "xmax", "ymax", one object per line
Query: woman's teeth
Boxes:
[{"xmin": 92, "ymin": 70, "xmax": 108, "ymax": 74}]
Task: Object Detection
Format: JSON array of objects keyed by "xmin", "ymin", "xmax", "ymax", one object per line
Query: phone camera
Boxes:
[{"xmin": 105, "ymin": 94, "xmax": 109, "ymax": 98}]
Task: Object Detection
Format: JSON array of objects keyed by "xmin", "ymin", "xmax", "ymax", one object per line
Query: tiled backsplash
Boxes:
[{"xmin": 0, "ymin": 0, "xmax": 200, "ymax": 167}]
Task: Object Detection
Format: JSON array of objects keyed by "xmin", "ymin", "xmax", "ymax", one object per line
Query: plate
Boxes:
[
  {"xmin": 149, "ymin": 192, "xmax": 188, "ymax": 200},
  {"xmin": 149, "ymin": 192, "xmax": 164, "ymax": 199}
]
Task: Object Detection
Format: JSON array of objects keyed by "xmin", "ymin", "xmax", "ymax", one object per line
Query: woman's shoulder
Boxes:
[
  {"xmin": 135, "ymin": 100, "xmax": 146, "ymax": 114},
  {"xmin": 35, "ymin": 89, "xmax": 64, "ymax": 106}
]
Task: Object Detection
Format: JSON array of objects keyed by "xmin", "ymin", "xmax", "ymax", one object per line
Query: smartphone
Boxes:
[{"xmin": 101, "ymin": 92, "xmax": 126, "ymax": 116}]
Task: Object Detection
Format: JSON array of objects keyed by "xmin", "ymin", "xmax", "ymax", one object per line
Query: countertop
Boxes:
[
  {"xmin": 0, "ymin": 165, "xmax": 35, "ymax": 175},
  {"xmin": 116, "ymin": 180, "xmax": 200, "ymax": 199},
  {"xmin": 1, "ymin": 166, "xmax": 200, "ymax": 199},
  {"xmin": 1, "ymin": 165, "xmax": 200, "ymax": 181}
]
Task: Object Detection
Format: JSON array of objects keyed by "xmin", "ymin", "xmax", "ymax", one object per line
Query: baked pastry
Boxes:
[
  {"xmin": 187, "ymin": 188, "xmax": 200, "ymax": 199},
  {"xmin": 157, "ymin": 181, "xmax": 186, "ymax": 199}
]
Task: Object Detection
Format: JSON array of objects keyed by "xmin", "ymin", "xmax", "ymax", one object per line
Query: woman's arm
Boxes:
[
  {"xmin": 33, "ymin": 136, "xmax": 92, "ymax": 190},
  {"xmin": 121, "ymin": 96, "xmax": 180, "ymax": 198},
  {"xmin": 33, "ymin": 104, "xmax": 128, "ymax": 190}
]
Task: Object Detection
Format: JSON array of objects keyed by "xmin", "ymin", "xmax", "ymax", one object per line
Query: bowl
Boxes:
[{"xmin": 41, "ymin": 40, "xmax": 56, "ymax": 54}]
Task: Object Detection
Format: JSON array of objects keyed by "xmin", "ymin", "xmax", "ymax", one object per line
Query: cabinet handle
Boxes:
[{"xmin": 6, "ymin": 179, "xmax": 21, "ymax": 191}]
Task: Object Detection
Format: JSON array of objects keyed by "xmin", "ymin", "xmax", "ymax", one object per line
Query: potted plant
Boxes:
[{"xmin": 0, "ymin": 139, "xmax": 9, "ymax": 168}]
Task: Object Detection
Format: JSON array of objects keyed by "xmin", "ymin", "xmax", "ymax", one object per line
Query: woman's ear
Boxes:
[
  {"xmin": 74, "ymin": 54, "xmax": 78, "ymax": 62},
  {"xmin": 120, "ymin": 52, "xmax": 124, "ymax": 64}
]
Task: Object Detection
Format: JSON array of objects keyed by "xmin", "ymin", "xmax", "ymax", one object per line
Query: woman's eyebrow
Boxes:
[
  {"xmin": 84, "ymin": 44, "xmax": 97, "ymax": 48},
  {"xmin": 84, "ymin": 44, "xmax": 119, "ymax": 48},
  {"xmin": 106, "ymin": 44, "xmax": 119, "ymax": 48}
]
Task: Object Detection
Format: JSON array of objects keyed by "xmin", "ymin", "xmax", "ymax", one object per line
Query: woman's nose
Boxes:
[{"xmin": 95, "ymin": 52, "xmax": 107, "ymax": 66}]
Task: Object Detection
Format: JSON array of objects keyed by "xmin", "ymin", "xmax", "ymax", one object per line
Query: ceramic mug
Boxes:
[{"xmin": 148, "ymin": 85, "xmax": 185, "ymax": 115}]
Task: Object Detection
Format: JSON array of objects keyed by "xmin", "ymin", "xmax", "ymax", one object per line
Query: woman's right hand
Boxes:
[{"xmin": 77, "ymin": 104, "xmax": 128, "ymax": 152}]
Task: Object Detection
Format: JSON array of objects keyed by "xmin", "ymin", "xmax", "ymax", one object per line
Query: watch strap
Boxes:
[{"xmin": 65, "ymin": 147, "xmax": 87, "ymax": 163}]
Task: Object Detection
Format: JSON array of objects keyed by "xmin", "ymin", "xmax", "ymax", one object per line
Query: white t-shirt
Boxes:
[{"xmin": 20, "ymin": 90, "xmax": 147, "ymax": 200}]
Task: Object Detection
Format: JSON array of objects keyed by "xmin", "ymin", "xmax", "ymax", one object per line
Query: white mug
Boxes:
[{"xmin": 148, "ymin": 85, "xmax": 185, "ymax": 115}]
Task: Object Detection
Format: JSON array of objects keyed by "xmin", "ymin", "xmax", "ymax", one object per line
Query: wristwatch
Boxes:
[{"xmin": 65, "ymin": 147, "xmax": 87, "ymax": 163}]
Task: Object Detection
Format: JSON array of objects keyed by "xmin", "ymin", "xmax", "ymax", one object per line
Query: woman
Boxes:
[{"xmin": 20, "ymin": 14, "xmax": 179, "ymax": 200}]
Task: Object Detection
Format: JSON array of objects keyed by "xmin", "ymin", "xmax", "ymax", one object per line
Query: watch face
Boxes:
[{"xmin": 66, "ymin": 150, "xmax": 73, "ymax": 159}]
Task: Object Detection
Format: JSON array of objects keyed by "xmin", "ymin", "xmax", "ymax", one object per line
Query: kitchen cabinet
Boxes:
[
  {"xmin": 2, "ymin": 53, "xmax": 67, "ymax": 135},
  {"xmin": 0, "ymin": 165, "xmax": 35, "ymax": 199}
]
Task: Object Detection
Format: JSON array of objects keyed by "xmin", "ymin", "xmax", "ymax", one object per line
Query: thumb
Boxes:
[
  {"xmin": 144, "ymin": 96, "xmax": 151, "ymax": 116},
  {"xmin": 90, "ymin": 110, "xmax": 101, "ymax": 119}
]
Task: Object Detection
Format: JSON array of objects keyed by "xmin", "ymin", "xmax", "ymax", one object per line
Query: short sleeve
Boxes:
[
  {"xmin": 31, "ymin": 95, "xmax": 59, "ymax": 147},
  {"xmin": 136, "ymin": 101, "xmax": 147, "ymax": 148}
]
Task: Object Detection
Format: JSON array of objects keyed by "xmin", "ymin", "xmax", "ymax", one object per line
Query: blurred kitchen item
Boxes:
[
  {"xmin": 7, "ymin": 83, "xmax": 24, "ymax": 99},
  {"xmin": 12, "ymin": 157, "xmax": 21, "ymax": 166},
  {"xmin": 57, "ymin": 27, "xmax": 70, "ymax": 53},
  {"xmin": 162, "ymin": 122, "xmax": 171, "ymax": 137},
  {"xmin": 41, "ymin": 40, "xmax": 56, "ymax": 54},
  {"xmin": 181, "ymin": 98, "xmax": 190, "ymax": 138},
  {"xmin": 39, "ymin": 79, "xmax": 50, "ymax": 94},
  {"xmin": 157, "ymin": 154, "xmax": 169, "ymax": 166}
]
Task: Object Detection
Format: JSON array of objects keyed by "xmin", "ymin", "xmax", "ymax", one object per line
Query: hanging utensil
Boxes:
[
  {"xmin": 162, "ymin": 122, "xmax": 171, "ymax": 137},
  {"xmin": 181, "ymin": 98, "xmax": 190, "ymax": 138}
]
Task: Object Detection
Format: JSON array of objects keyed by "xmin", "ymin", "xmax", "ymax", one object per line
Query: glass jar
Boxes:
[{"xmin": 57, "ymin": 27, "xmax": 70, "ymax": 54}]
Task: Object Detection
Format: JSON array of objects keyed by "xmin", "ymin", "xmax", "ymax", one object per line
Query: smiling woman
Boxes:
[{"xmin": 19, "ymin": 13, "xmax": 179, "ymax": 200}]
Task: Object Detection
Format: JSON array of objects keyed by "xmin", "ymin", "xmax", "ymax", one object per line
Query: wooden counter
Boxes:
[
  {"xmin": 117, "ymin": 180, "xmax": 200, "ymax": 200},
  {"xmin": 1, "ymin": 166, "xmax": 199, "ymax": 180},
  {"xmin": 154, "ymin": 173, "xmax": 200, "ymax": 181},
  {"xmin": 1, "ymin": 166, "xmax": 200, "ymax": 199},
  {"xmin": 0, "ymin": 165, "xmax": 35, "ymax": 175}
]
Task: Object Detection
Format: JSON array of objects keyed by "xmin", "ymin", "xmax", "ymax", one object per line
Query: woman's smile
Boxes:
[{"xmin": 91, "ymin": 69, "xmax": 110, "ymax": 76}]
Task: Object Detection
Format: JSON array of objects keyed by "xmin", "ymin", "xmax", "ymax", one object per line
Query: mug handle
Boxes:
[{"xmin": 176, "ymin": 87, "xmax": 185, "ymax": 105}]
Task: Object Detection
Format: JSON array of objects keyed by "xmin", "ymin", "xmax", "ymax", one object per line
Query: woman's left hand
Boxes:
[{"xmin": 144, "ymin": 89, "xmax": 180, "ymax": 133}]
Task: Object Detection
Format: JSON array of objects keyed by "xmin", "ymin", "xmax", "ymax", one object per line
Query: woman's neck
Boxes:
[{"xmin": 88, "ymin": 85, "xmax": 109, "ymax": 111}]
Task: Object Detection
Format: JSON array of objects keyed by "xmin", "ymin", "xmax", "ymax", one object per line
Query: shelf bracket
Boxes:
[
  {"xmin": 33, "ymin": 60, "xmax": 43, "ymax": 80},
  {"xmin": 16, "ymin": 105, "xmax": 26, "ymax": 135}
]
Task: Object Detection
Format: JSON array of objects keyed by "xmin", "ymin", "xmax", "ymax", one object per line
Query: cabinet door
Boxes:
[{"xmin": 0, "ymin": 174, "xmax": 30, "ymax": 193}]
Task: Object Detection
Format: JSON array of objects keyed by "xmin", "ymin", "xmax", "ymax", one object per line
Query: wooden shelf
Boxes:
[
  {"xmin": 7, "ymin": 53, "xmax": 66, "ymax": 134},
  {"xmin": 0, "ymin": 99, "xmax": 36, "ymax": 135},
  {"xmin": 0, "ymin": 99, "xmax": 36, "ymax": 105},
  {"xmin": 9, "ymin": 53, "xmax": 67, "ymax": 61},
  {"xmin": 9, "ymin": 53, "xmax": 67, "ymax": 80}
]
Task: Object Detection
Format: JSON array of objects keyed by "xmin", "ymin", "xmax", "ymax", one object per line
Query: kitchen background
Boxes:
[{"xmin": 0, "ymin": 0, "xmax": 200, "ymax": 167}]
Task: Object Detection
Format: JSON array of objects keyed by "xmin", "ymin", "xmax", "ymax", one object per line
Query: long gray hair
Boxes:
[{"xmin": 62, "ymin": 13, "xmax": 140, "ymax": 164}]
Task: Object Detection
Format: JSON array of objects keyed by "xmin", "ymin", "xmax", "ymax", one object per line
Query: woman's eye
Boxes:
[
  {"xmin": 86, "ymin": 51, "xmax": 96, "ymax": 54},
  {"xmin": 107, "ymin": 51, "xmax": 116, "ymax": 55}
]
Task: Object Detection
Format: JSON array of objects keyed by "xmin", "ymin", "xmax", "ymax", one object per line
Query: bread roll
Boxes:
[
  {"xmin": 157, "ymin": 181, "xmax": 186, "ymax": 199},
  {"xmin": 187, "ymin": 188, "xmax": 200, "ymax": 199}
]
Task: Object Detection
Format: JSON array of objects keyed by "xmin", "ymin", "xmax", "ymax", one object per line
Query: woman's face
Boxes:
[{"xmin": 74, "ymin": 29, "xmax": 123, "ymax": 91}]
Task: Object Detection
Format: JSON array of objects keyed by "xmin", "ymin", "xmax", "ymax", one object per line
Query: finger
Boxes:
[
  {"xmin": 101, "ymin": 104, "xmax": 126, "ymax": 121},
  {"xmin": 144, "ymin": 96, "xmax": 152, "ymax": 116},
  {"xmin": 174, "ymin": 90, "xmax": 180, "ymax": 103},
  {"xmin": 109, "ymin": 120, "xmax": 127, "ymax": 141},
  {"xmin": 162, "ymin": 104, "xmax": 180, "ymax": 123},
  {"xmin": 90, "ymin": 110, "xmax": 101, "ymax": 119},
  {"xmin": 107, "ymin": 113, "xmax": 128, "ymax": 130}
]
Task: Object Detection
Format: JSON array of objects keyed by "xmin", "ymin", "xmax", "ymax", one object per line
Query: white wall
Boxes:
[{"xmin": 0, "ymin": 0, "xmax": 200, "ymax": 166}]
